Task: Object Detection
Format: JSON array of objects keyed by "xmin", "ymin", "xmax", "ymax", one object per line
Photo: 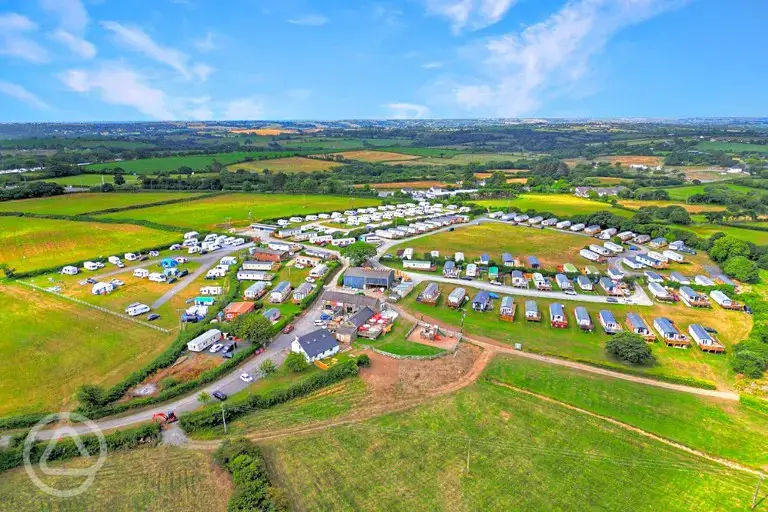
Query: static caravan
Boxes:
[
  {"xmin": 418, "ymin": 283, "xmax": 441, "ymax": 304},
  {"xmin": 679, "ymin": 286, "xmax": 709, "ymax": 308},
  {"xmin": 589, "ymin": 244, "xmax": 612, "ymax": 257},
  {"xmin": 576, "ymin": 275, "xmax": 593, "ymax": 291},
  {"xmin": 200, "ymin": 286, "xmax": 223, "ymax": 296},
  {"xmin": 184, "ymin": 231, "xmax": 199, "ymax": 240},
  {"xmin": 480, "ymin": 253, "xmax": 491, "ymax": 265},
  {"xmin": 533, "ymin": 273, "xmax": 551, "ymax": 290},
  {"xmin": 598, "ymin": 228, "xmax": 617, "ymax": 240},
  {"xmin": 244, "ymin": 282, "xmax": 268, "ymax": 300},
  {"xmin": 649, "ymin": 237, "xmax": 668, "ymax": 249},
  {"xmin": 648, "ymin": 282, "xmax": 673, "ymax": 301},
  {"xmin": 529, "ymin": 216, "xmax": 544, "ymax": 225},
  {"xmin": 443, "ymin": 260, "xmax": 460, "ymax": 278},
  {"xmin": 563, "ymin": 263, "xmax": 578, "ymax": 274},
  {"xmin": 622, "ymin": 257, "xmax": 644, "ymax": 270},
  {"xmin": 542, "ymin": 218, "xmax": 558, "ymax": 226},
  {"xmin": 242, "ymin": 260, "xmax": 275, "ymax": 271},
  {"xmin": 584, "ymin": 265, "xmax": 600, "ymax": 276},
  {"xmin": 472, "ymin": 290, "xmax": 492, "ymax": 312},
  {"xmin": 689, "ymin": 324, "xmax": 725, "ymax": 353},
  {"xmin": 574, "ymin": 306, "xmax": 593, "ymax": 331},
  {"xmin": 607, "ymin": 268, "xmax": 624, "ymax": 281},
  {"xmin": 61, "ymin": 265, "xmax": 79, "ymax": 275},
  {"xmin": 501, "ymin": 253, "xmax": 515, "ymax": 267},
  {"xmin": 403, "ymin": 260, "xmax": 435, "ymax": 271},
  {"xmin": 669, "ymin": 240, "xmax": 685, "ymax": 251},
  {"xmin": 570, "ymin": 223, "xmax": 586, "ymax": 232},
  {"xmin": 310, "ymin": 264, "xmax": 329, "ymax": 278},
  {"xmin": 584, "ymin": 225, "xmax": 601, "ymax": 236},
  {"xmin": 633, "ymin": 234, "xmax": 651, "ymax": 244},
  {"xmin": 603, "ymin": 241, "xmax": 624, "ymax": 253},
  {"xmin": 262, "ymin": 308, "xmax": 282, "ymax": 324},
  {"xmin": 663, "ymin": 250, "xmax": 684, "ymax": 263},
  {"xmin": 644, "ymin": 271, "xmax": 664, "ymax": 283},
  {"xmin": 525, "ymin": 300, "xmax": 541, "ymax": 322},
  {"xmin": 669, "ymin": 272, "xmax": 690, "ymax": 285},
  {"xmin": 402, "ymin": 248, "xmax": 414, "ymax": 260},
  {"xmin": 447, "ymin": 287, "xmax": 467, "ymax": 308},
  {"xmin": 556, "ymin": 220, "xmax": 572, "ymax": 229},
  {"xmin": 580, "ymin": 249, "xmax": 602, "ymax": 263},
  {"xmin": 710, "ymin": 290, "xmax": 740, "ymax": 309},
  {"xmin": 549, "ymin": 303, "xmax": 568, "ymax": 328},
  {"xmin": 293, "ymin": 282, "xmax": 314, "ymax": 303},
  {"xmin": 647, "ymin": 251, "xmax": 669, "ymax": 263},
  {"xmin": 555, "ymin": 274, "xmax": 572, "ymax": 291},
  {"xmin": 599, "ymin": 310, "xmax": 622, "ymax": 334},
  {"xmin": 617, "ymin": 231, "xmax": 634, "ymax": 242},
  {"xmin": 207, "ymin": 268, "xmax": 226, "ymax": 279},
  {"xmin": 148, "ymin": 272, "xmax": 167, "ymax": 283},
  {"xmin": 331, "ymin": 237, "xmax": 356, "ymax": 248},
  {"xmin": 220, "ymin": 256, "xmax": 237, "ymax": 266},
  {"xmin": 626, "ymin": 313, "xmax": 655, "ymax": 341},
  {"xmin": 694, "ymin": 275, "xmax": 715, "ymax": 287},
  {"xmin": 527, "ymin": 256, "xmax": 541, "ymax": 269},
  {"xmin": 654, "ymin": 317, "xmax": 689, "ymax": 347},
  {"xmin": 637, "ymin": 254, "xmax": 665, "ymax": 269},
  {"xmin": 599, "ymin": 277, "xmax": 621, "ymax": 296},
  {"xmin": 514, "ymin": 214, "xmax": 529, "ymax": 223},
  {"xmin": 465, "ymin": 263, "xmax": 478, "ymax": 278},
  {"xmin": 454, "ymin": 252, "xmax": 465, "ymax": 262},
  {"xmin": 194, "ymin": 296, "xmax": 215, "ymax": 307},
  {"xmin": 488, "ymin": 266, "xmax": 500, "ymax": 280},
  {"xmin": 187, "ymin": 329, "xmax": 222, "ymax": 352},
  {"xmin": 269, "ymin": 281, "xmax": 292, "ymax": 303},
  {"xmin": 499, "ymin": 296, "xmax": 516, "ymax": 321},
  {"xmin": 236, "ymin": 270, "xmax": 273, "ymax": 282},
  {"xmin": 125, "ymin": 303, "xmax": 150, "ymax": 317},
  {"xmin": 511, "ymin": 270, "xmax": 528, "ymax": 288}
]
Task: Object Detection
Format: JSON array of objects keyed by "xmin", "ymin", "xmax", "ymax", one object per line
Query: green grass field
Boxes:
[
  {"xmin": 0, "ymin": 191, "xmax": 200, "ymax": 215},
  {"xmin": 696, "ymin": 141, "xmax": 768, "ymax": 153},
  {"xmin": 618, "ymin": 199, "xmax": 727, "ymax": 213},
  {"xmin": 0, "ymin": 216, "xmax": 180, "ymax": 272},
  {"xmin": 278, "ymin": 137, "xmax": 410, "ymax": 150},
  {"xmin": 226, "ymin": 156, "xmax": 341, "ymax": 173},
  {"xmin": 0, "ymin": 447, "xmax": 230, "ymax": 511},
  {"xmin": 263, "ymin": 376, "xmax": 755, "ymax": 511},
  {"xmin": 388, "ymin": 222, "xmax": 599, "ymax": 269},
  {"xmin": 0, "ymin": 283, "xmax": 174, "ymax": 417},
  {"xmin": 99, "ymin": 193, "xmax": 381, "ymax": 230},
  {"xmin": 475, "ymin": 194, "xmax": 633, "ymax": 218},
  {"xmin": 37, "ymin": 174, "xmax": 141, "ymax": 187},
  {"xmin": 484, "ymin": 356, "xmax": 768, "ymax": 469},
  {"xmin": 356, "ymin": 319, "xmax": 446, "ymax": 357},
  {"xmin": 400, "ymin": 282, "xmax": 748, "ymax": 387},
  {"xmin": 0, "ymin": 138, "xmax": 156, "ymax": 149},
  {"xmin": 662, "ymin": 183, "xmax": 753, "ymax": 201},
  {"xmin": 84, "ymin": 151, "xmax": 295, "ymax": 174},
  {"xmin": 682, "ymin": 223, "xmax": 768, "ymax": 245}
]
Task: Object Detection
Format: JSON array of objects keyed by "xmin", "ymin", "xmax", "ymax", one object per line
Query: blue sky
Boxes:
[{"xmin": 0, "ymin": 0, "xmax": 766, "ymax": 121}]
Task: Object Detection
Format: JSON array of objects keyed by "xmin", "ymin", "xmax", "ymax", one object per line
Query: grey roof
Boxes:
[
  {"xmin": 294, "ymin": 282, "xmax": 313, "ymax": 295},
  {"xmin": 448, "ymin": 287, "xmax": 466, "ymax": 302},
  {"xmin": 272, "ymin": 281, "xmax": 291, "ymax": 293},
  {"xmin": 689, "ymin": 324, "xmax": 712, "ymax": 342},
  {"xmin": 599, "ymin": 277, "xmax": 615, "ymax": 289},
  {"xmin": 574, "ymin": 306, "xmax": 590, "ymax": 322},
  {"xmin": 670, "ymin": 271, "xmax": 689, "ymax": 282},
  {"xmin": 320, "ymin": 290, "xmax": 380, "ymax": 310},
  {"xmin": 245, "ymin": 282, "xmax": 268, "ymax": 293},
  {"xmin": 576, "ymin": 275, "xmax": 591, "ymax": 285},
  {"xmin": 599, "ymin": 310, "xmax": 617, "ymax": 324},
  {"xmin": 528, "ymin": 256, "xmax": 540, "ymax": 265},
  {"xmin": 250, "ymin": 247, "xmax": 287, "ymax": 256},
  {"xmin": 262, "ymin": 307, "xmax": 280, "ymax": 319},
  {"xmin": 511, "ymin": 270, "xmax": 524, "ymax": 278},
  {"xmin": 346, "ymin": 267, "xmax": 394, "ymax": 280},
  {"xmin": 444, "ymin": 260, "xmax": 455, "ymax": 270},
  {"xmin": 422, "ymin": 283, "xmax": 439, "ymax": 297},
  {"xmin": 295, "ymin": 328, "xmax": 339, "ymax": 359},
  {"xmin": 472, "ymin": 290, "xmax": 490, "ymax": 304},
  {"xmin": 655, "ymin": 317, "xmax": 678, "ymax": 335},
  {"xmin": 626, "ymin": 313, "xmax": 648, "ymax": 330},
  {"xmin": 550, "ymin": 303, "xmax": 565, "ymax": 317},
  {"xmin": 525, "ymin": 300, "xmax": 538, "ymax": 313},
  {"xmin": 679, "ymin": 286, "xmax": 700, "ymax": 299},
  {"xmin": 346, "ymin": 306, "xmax": 375, "ymax": 328},
  {"xmin": 501, "ymin": 296, "xmax": 514, "ymax": 309},
  {"xmin": 502, "ymin": 252, "xmax": 513, "ymax": 261}
]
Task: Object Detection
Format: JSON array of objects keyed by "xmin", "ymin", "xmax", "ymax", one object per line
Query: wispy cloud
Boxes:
[
  {"xmin": 287, "ymin": 15, "xmax": 330, "ymax": 26},
  {"xmin": 422, "ymin": 61, "xmax": 443, "ymax": 69},
  {"xmin": 0, "ymin": 13, "xmax": 49, "ymax": 63},
  {"xmin": 386, "ymin": 102, "xmax": 430, "ymax": 118},
  {"xmin": 195, "ymin": 32, "xmax": 218, "ymax": 52},
  {"xmin": 451, "ymin": 0, "xmax": 688, "ymax": 116},
  {"xmin": 0, "ymin": 80, "xmax": 51, "ymax": 109},
  {"xmin": 223, "ymin": 98, "xmax": 265, "ymax": 120},
  {"xmin": 101, "ymin": 21, "xmax": 212, "ymax": 81},
  {"xmin": 424, "ymin": 0, "xmax": 517, "ymax": 34},
  {"xmin": 39, "ymin": 0, "xmax": 88, "ymax": 33},
  {"xmin": 51, "ymin": 29, "xmax": 96, "ymax": 58}
]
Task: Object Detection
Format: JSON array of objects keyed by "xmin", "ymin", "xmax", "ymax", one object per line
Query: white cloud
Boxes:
[
  {"xmin": 51, "ymin": 29, "xmax": 96, "ymax": 58},
  {"xmin": 422, "ymin": 61, "xmax": 443, "ymax": 69},
  {"xmin": 101, "ymin": 21, "xmax": 212, "ymax": 81},
  {"xmin": 287, "ymin": 15, "xmax": 330, "ymax": 26},
  {"xmin": 424, "ymin": 0, "xmax": 516, "ymax": 33},
  {"xmin": 223, "ymin": 98, "xmax": 265, "ymax": 120},
  {"xmin": 0, "ymin": 80, "xmax": 51, "ymax": 109},
  {"xmin": 60, "ymin": 65, "xmax": 175, "ymax": 119},
  {"xmin": 452, "ymin": 0, "xmax": 687, "ymax": 116},
  {"xmin": 0, "ymin": 13, "xmax": 49, "ymax": 63},
  {"xmin": 386, "ymin": 102, "xmax": 430, "ymax": 118},
  {"xmin": 195, "ymin": 32, "xmax": 218, "ymax": 52},
  {"xmin": 39, "ymin": 0, "xmax": 89, "ymax": 33}
]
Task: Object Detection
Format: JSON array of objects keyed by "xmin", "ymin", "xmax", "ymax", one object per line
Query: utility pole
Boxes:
[
  {"xmin": 221, "ymin": 404, "xmax": 228, "ymax": 434},
  {"xmin": 752, "ymin": 476, "xmax": 764, "ymax": 510}
]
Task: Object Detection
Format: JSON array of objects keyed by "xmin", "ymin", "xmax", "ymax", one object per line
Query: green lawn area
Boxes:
[
  {"xmin": 484, "ymin": 355, "xmax": 768, "ymax": 469},
  {"xmin": 388, "ymin": 222, "xmax": 600, "ymax": 270},
  {"xmin": 0, "ymin": 191, "xmax": 201, "ymax": 215},
  {"xmin": 98, "ymin": 193, "xmax": 381, "ymax": 230},
  {"xmin": 263, "ymin": 375, "xmax": 754, "ymax": 511},
  {"xmin": 0, "ymin": 283, "xmax": 174, "ymax": 417},
  {"xmin": 0, "ymin": 216, "xmax": 181, "ymax": 272},
  {"xmin": 662, "ymin": 183, "xmax": 753, "ymax": 201},
  {"xmin": 84, "ymin": 151, "xmax": 299, "ymax": 174},
  {"xmin": 696, "ymin": 141, "xmax": 768, "ymax": 153},
  {"xmin": 475, "ymin": 194, "xmax": 633, "ymax": 218},
  {"xmin": 682, "ymin": 223, "xmax": 768, "ymax": 245},
  {"xmin": 401, "ymin": 282, "xmax": 749, "ymax": 388},
  {"xmin": 357, "ymin": 319, "xmax": 446, "ymax": 357},
  {"xmin": 226, "ymin": 156, "xmax": 341, "ymax": 173},
  {"xmin": 618, "ymin": 199, "xmax": 727, "ymax": 214},
  {"xmin": 0, "ymin": 447, "xmax": 230, "ymax": 511},
  {"xmin": 278, "ymin": 137, "xmax": 411, "ymax": 150},
  {"xmin": 37, "ymin": 174, "xmax": 141, "ymax": 187}
]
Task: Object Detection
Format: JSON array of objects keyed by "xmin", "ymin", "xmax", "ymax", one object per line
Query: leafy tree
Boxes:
[
  {"xmin": 709, "ymin": 236, "xmax": 751, "ymax": 263},
  {"xmin": 356, "ymin": 354, "xmax": 371, "ymax": 368},
  {"xmin": 605, "ymin": 332, "xmax": 655, "ymax": 365},
  {"xmin": 76, "ymin": 384, "xmax": 106, "ymax": 408},
  {"xmin": 113, "ymin": 174, "xmax": 125, "ymax": 186},
  {"xmin": 259, "ymin": 359, "xmax": 277, "ymax": 375},
  {"xmin": 723, "ymin": 256, "xmax": 759, "ymax": 283},
  {"xmin": 341, "ymin": 241, "xmax": 377, "ymax": 266},
  {"xmin": 230, "ymin": 314, "xmax": 273, "ymax": 347},
  {"xmin": 100, "ymin": 182, "xmax": 114, "ymax": 192},
  {"xmin": 731, "ymin": 351, "xmax": 765, "ymax": 378},
  {"xmin": 197, "ymin": 391, "xmax": 211, "ymax": 403},
  {"xmin": 284, "ymin": 352, "xmax": 309, "ymax": 373}
]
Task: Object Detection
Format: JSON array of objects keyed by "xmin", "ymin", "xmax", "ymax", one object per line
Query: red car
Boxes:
[{"xmin": 282, "ymin": 324, "xmax": 295, "ymax": 334}]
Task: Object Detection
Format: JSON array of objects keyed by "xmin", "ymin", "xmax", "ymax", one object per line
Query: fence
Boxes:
[
  {"xmin": 17, "ymin": 281, "xmax": 172, "ymax": 334},
  {"xmin": 361, "ymin": 321, "xmax": 461, "ymax": 361}
]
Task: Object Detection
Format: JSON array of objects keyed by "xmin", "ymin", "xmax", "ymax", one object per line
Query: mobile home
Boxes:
[
  {"xmin": 244, "ymin": 282, "xmax": 268, "ymax": 300},
  {"xmin": 644, "ymin": 271, "xmax": 664, "ymax": 283},
  {"xmin": 603, "ymin": 241, "xmax": 624, "ymax": 253},
  {"xmin": 511, "ymin": 270, "xmax": 528, "ymax": 288},
  {"xmin": 524, "ymin": 300, "xmax": 541, "ymax": 322},
  {"xmin": 663, "ymin": 250, "xmax": 684, "ymax": 263},
  {"xmin": 555, "ymin": 274, "xmax": 572, "ymax": 291},
  {"xmin": 471, "ymin": 290, "xmax": 492, "ymax": 312},
  {"xmin": 447, "ymin": 287, "xmax": 467, "ymax": 308},
  {"xmin": 688, "ymin": 324, "xmax": 725, "ymax": 353},
  {"xmin": 499, "ymin": 296, "xmax": 515, "ymax": 321},
  {"xmin": 584, "ymin": 225, "xmax": 601, "ymax": 236},
  {"xmin": 654, "ymin": 317, "xmax": 689, "ymax": 347},
  {"xmin": 418, "ymin": 283, "xmax": 441, "ymax": 304},
  {"xmin": 589, "ymin": 244, "xmax": 612, "ymax": 257},
  {"xmin": 710, "ymin": 290, "xmax": 740, "ymax": 309},
  {"xmin": 576, "ymin": 275, "xmax": 593, "ymax": 291},
  {"xmin": 626, "ymin": 313, "xmax": 655, "ymax": 341},
  {"xmin": 187, "ymin": 329, "xmax": 222, "ymax": 352},
  {"xmin": 580, "ymin": 249, "xmax": 602, "ymax": 262},
  {"xmin": 269, "ymin": 281, "xmax": 292, "ymax": 303},
  {"xmin": 648, "ymin": 282, "xmax": 673, "ymax": 301},
  {"xmin": 549, "ymin": 303, "xmax": 568, "ymax": 328},
  {"xmin": 556, "ymin": 220, "xmax": 572, "ymax": 229},
  {"xmin": 679, "ymin": 286, "xmax": 709, "ymax": 307},
  {"xmin": 669, "ymin": 272, "xmax": 690, "ymax": 285},
  {"xmin": 465, "ymin": 263, "xmax": 478, "ymax": 278},
  {"xmin": 574, "ymin": 306, "xmax": 593, "ymax": 331},
  {"xmin": 694, "ymin": 275, "xmax": 715, "ymax": 287},
  {"xmin": 598, "ymin": 310, "xmax": 622, "ymax": 334}
]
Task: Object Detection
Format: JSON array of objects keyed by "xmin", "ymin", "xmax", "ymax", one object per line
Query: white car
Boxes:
[
  {"xmin": 149, "ymin": 251, "xmax": 160, "ymax": 257},
  {"xmin": 305, "ymin": 277, "xmax": 316, "ymax": 283},
  {"xmin": 209, "ymin": 343, "xmax": 224, "ymax": 353},
  {"xmin": 240, "ymin": 373, "xmax": 254, "ymax": 383},
  {"xmin": 294, "ymin": 263, "xmax": 305, "ymax": 269}
]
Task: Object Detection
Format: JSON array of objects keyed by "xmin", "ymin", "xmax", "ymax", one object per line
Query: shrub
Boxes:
[
  {"xmin": 213, "ymin": 438, "xmax": 286, "ymax": 512},
  {"xmin": 605, "ymin": 332, "xmax": 655, "ymax": 366},
  {"xmin": 731, "ymin": 351, "xmax": 765, "ymax": 379},
  {"xmin": 259, "ymin": 359, "xmax": 277, "ymax": 375},
  {"xmin": 356, "ymin": 354, "xmax": 371, "ymax": 368},
  {"xmin": 284, "ymin": 352, "xmax": 309, "ymax": 373}
]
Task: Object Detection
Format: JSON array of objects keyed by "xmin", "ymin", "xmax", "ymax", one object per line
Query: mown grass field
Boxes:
[
  {"xmin": 0, "ymin": 138, "xmax": 156, "ymax": 149},
  {"xmin": 0, "ymin": 447, "xmax": 230, "ymax": 511},
  {"xmin": 277, "ymin": 137, "xmax": 410, "ymax": 150},
  {"xmin": 263, "ymin": 376, "xmax": 755, "ymax": 511},
  {"xmin": 357, "ymin": 180, "xmax": 453, "ymax": 189},
  {"xmin": 0, "ymin": 191, "xmax": 200, "ymax": 215},
  {"xmin": 484, "ymin": 356, "xmax": 768, "ymax": 469},
  {"xmin": 226, "ymin": 156, "xmax": 341, "ymax": 173},
  {"xmin": 475, "ymin": 194, "xmax": 633, "ymax": 218},
  {"xmin": 99, "ymin": 193, "xmax": 381, "ymax": 230},
  {"xmin": 0, "ymin": 283, "xmax": 174, "ymax": 417},
  {"xmin": 401, "ymin": 281, "xmax": 749, "ymax": 387},
  {"xmin": 618, "ymin": 199, "xmax": 727, "ymax": 213},
  {"xmin": 663, "ymin": 183, "xmax": 752, "ymax": 201},
  {"xmin": 84, "ymin": 151, "xmax": 293, "ymax": 174},
  {"xmin": 696, "ymin": 141, "xmax": 768, "ymax": 153},
  {"xmin": 683, "ymin": 223, "xmax": 768, "ymax": 245},
  {"xmin": 388, "ymin": 222, "xmax": 598, "ymax": 269},
  {"xmin": 38, "ymin": 174, "xmax": 141, "ymax": 187},
  {"xmin": 330, "ymin": 150, "xmax": 422, "ymax": 162},
  {"xmin": 0, "ymin": 216, "xmax": 180, "ymax": 272}
]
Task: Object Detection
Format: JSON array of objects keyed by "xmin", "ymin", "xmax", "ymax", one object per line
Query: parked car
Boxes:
[
  {"xmin": 305, "ymin": 277, "xmax": 316, "ymax": 283},
  {"xmin": 212, "ymin": 391, "xmax": 227, "ymax": 401},
  {"xmin": 209, "ymin": 343, "xmax": 223, "ymax": 353},
  {"xmin": 564, "ymin": 290, "xmax": 577, "ymax": 296},
  {"xmin": 320, "ymin": 313, "xmax": 332, "ymax": 321},
  {"xmin": 147, "ymin": 313, "xmax": 160, "ymax": 321},
  {"xmin": 167, "ymin": 277, "xmax": 177, "ymax": 284},
  {"xmin": 490, "ymin": 280, "xmax": 502, "ymax": 286},
  {"xmin": 282, "ymin": 324, "xmax": 295, "ymax": 334},
  {"xmin": 240, "ymin": 373, "xmax": 254, "ymax": 383},
  {"xmin": 606, "ymin": 298, "xmax": 618, "ymax": 303},
  {"xmin": 704, "ymin": 326, "xmax": 718, "ymax": 334},
  {"xmin": 177, "ymin": 269, "xmax": 189, "ymax": 277},
  {"xmin": 223, "ymin": 352, "xmax": 233, "ymax": 359},
  {"xmin": 745, "ymin": 305, "xmax": 753, "ymax": 315},
  {"xmin": 149, "ymin": 251, "xmax": 160, "ymax": 257}
]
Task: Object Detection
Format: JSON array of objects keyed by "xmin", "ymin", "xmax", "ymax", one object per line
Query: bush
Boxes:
[
  {"xmin": 731, "ymin": 351, "xmax": 765, "ymax": 379},
  {"xmin": 284, "ymin": 352, "xmax": 309, "ymax": 373},
  {"xmin": 356, "ymin": 354, "xmax": 371, "ymax": 368},
  {"xmin": 723, "ymin": 256, "xmax": 759, "ymax": 283},
  {"xmin": 213, "ymin": 438, "xmax": 286, "ymax": 512},
  {"xmin": 259, "ymin": 359, "xmax": 277, "ymax": 375},
  {"xmin": 605, "ymin": 332, "xmax": 655, "ymax": 366}
]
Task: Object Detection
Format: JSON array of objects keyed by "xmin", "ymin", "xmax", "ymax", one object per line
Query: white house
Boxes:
[
  {"xmin": 623, "ymin": 257, "xmax": 644, "ymax": 270},
  {"xmin": 663, "ymin": 250, "xmax": 684, "ymax": 263},
  {"xmin": 291, "ymin": 328, "xmax": 339, "ymax": 363},
  {"xmin": 603, "ymin": 242, "xmax": 624, "ymax": 253},
  {"xmin": 244, "ymin": 282, "xmax": 268, "ymax": 300},
  {"xmin": 694, "ymin": 275, "xmax": 715, "ymax": 287},
  {"xmin": 580, "ymin": 249, "xmax": 601, "ymax": 262}
]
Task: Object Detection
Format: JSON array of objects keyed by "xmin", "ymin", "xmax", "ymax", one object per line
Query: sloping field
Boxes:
[
  {"xmin": 0, "ymin": 448, "xmax": 230, "ymax": 511},
  {"xmin": 0, "ymin": 192, "xmax": 198, "ymax": 215},
  {"xmin": 84, "ymin": 151, "xmax": 291, "ymax": 174},
  {"xmin": 0, "ymin": 216, "xmax": 180, "ymax": 272},
  {"xmin": 226, "ymin": 156, "xmax": 341, "ymax": 173},
  {"xmin": 682, "ymin": 223, "xmax": 768, "ymax": 245},
  {"xmin": 38, "ymin": 174, "xmax": 141, "ymax": 187},
  {"xmin": 264, "ymin": 376, "xmax": 754, "ymax": 511},
  {"xmin": 696, "ymin": 141, "xmax": 768, "ymax": 153},
  {"xmin": 663, "ymin": 183, "xmax": 752, "ymax": 201},
  {"xmin": 330, "ymin": 150, "xmax": 422, "ymax": 162},
  {"xmin": 355, "ymin": 180, "xmax": 452, "ymax": 189},
  {"xmin": 0, "ymin": 283, "xmax": 173, "ymax": 416},
  {"xmin": 99, "ymin": 193, "xmax": 380, "ymax": 230},
  {"xmin": 619, "ymin": 199, "xmax": 727, "ymax": 213},
  {"xmin": 475, "ymin": 194, "xmax": 633, "ymax": 218}
]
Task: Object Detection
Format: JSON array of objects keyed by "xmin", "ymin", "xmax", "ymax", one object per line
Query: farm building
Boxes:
[
  {"xmin": 447, "ymin": 287, "xmax": 467, "ymax": 308},
  {"xmin": 244, "ymin": 282, "xmax": 268, "ymax": 300},
  {"xmin": 710, "ymin": 290, "xmax": 740, "ymax": 309},
  {"xmin": 555, "ymin": 274, "xmax": 572, "ymax": 290},
  {"xmin": 309, "ymin": 264, "xmax": 328, "ymax": 278},
  {"xmin": 599, "ymin": 277, "xmax": 620, "ymax": 296},
  {"xmin": 249, "ymin": 247, "xmax": 288, "ymax": 262},
  {"xmin": 472, "ymin": 291, "xmax": 492, "ymax": 312},
  {"xmin": 291, "ymin": 328, "xmax": 339, "ymax": 363},
  {"xmin": 500, "ymin": 296, "xmax": 515, "ymax": 321},
  {"xmin": 622, "ymin": 257, "xmax": 643, "ymax": 270},
  {"xmin": 669, "ymin": 272, "xmax": 691, "ymax": 285},
  {"xmin": 584, "ymin": 225, "xmax": 601, "ymax": 236},
  {"xmin": 269, "ymin": 281, "xmax": 292, "ymax": 303},
  {"xmin": 61, "ymin": 266, "xmax": 79, "ymax": 275},
  {"xmin": 533, "ymin": 273, "xmax": 551, "ymax": 290},
  {"xmin": 502, "ymin": 253, "xmax": 514, "ymax": 267},
  {"xmin": 443, "ymin": 260, "xmax": 460, "ymax": 278},
  {"xmin": 599, "ymin": 310, "xmax": 622, "ymax": 334},
  {"xmin": 236, "ymin": 270, "xmax": 274, "ymax": 282},
  {"xmin": 576, "ymin": 275, "xmax": 593, "ymax": 291},
  {"xmin": 648, "ymin": 282, "xmax": 674, "ymax": 301},
  {"xmin": 262, "ymin": 307, "xmax": 281, "ymax": 323},
  {"xmin": 187, "ymin": 329, "xmax": 223, "ymax": 352},
  {"xmin": 603, "ymin": 241, "xmax": 623, "ymax": 253},
  {"xmin": 607, "ymin": 268, "xmax": 624, "ymax": 281},
  {"xmin": 343, "ymin": 268, "xmax": 395, "ymax": 290},
  {"xmin": 320, "ymin": 290, "xmax": 380, "ymax": 314},
  {"xmin": 292, "ymin": 282, "xmax": 314, "ymax": 303},
  {"xmin": 334, "ymin": 307, "xmax": 376, "ymax": 343},
  {"xmin": 654, "ymin": 318, "xmax": 689, "ymax": 347},
  {"xmin": 563, "ymin": 263, "xmax": 578, "ymax": 273},
  {"xmin": 580, "ymin": 249, "xmax": 602, "ymax": 262},
  {"xmin": 418, "ymin": 283, "xmax": 441, "ymax": 304},
  {"xmin": 224, "ymin": 302, "xmax": 255, "ymax": 321},
  {"xmin": 91, "ymin": 282, "xmax": 114, "ymax": 295},
  {"xmin": 511, "ymin": 270, "xmax": 528, "ymax": 288},
  {"xmin": 549, "ymin": 303, "xmax": 568, "ymax": 328},
  {"xmin": 644, "ymin": 271, "xmax": 664, "ymax": 283},
  {"xmin": 527, "ymin": 256, "xmax": 540, "ymax": 269},
  {"xmin": 574, "ymin": 307, "xmax": 593, "ymax": 331},
  {"xmin": 649, "ymin": 237, "xmax": 668, "ymax": 248},
  {"xmin": 694, "ymin": 275, "xmax": 715, "ymax": 287},
  {"xmin": 688, "ymin": 324, "xmax": 725, "ymax": 353},
  {"xmin": 679, "ymin": 286, "xmax": 709, "ymax": 307},
  {"xmin": 242, "ymin": 260, "xmax": 275, "ymax": 271},
  {"xmin": 200, "ymin": 286, "xmax": 223, "ymax": 296},
  {"xmin": 403, "ymin": 260, "xmax": 435, "ymax": 271},
  {"xmin": 633, "ymin": 234, "xmax": 651, "ymax": 244},
  {"xmin": 626, "ymin": 313, "xmax": 655, "ymax": 340},
  {"xmin": 663, "ymin": 250, "xmax": 684, "ymax": 263},
  {"xmin": 525, "ymin": 300, "xmax": 541, "ymax": 322}
]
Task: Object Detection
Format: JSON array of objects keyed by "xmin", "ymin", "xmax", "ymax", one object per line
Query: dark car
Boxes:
[
  {"xmin": 704, "ymin": 326, "xmax": 718, "ymax": 334},
  {"xmin": 177, "ymin": 269, "xmax": 189, "ymax": 277},
  {"xmin": 167, "ymin": 276, "xmax": 178, "ymax": 284},
  {"xmin": 147, "ymin": 313, "xmax": 160, "ymax": 321},
  {"xmin": 745, "ymin": 305, "xmax": 753, "ymax": 315},
  {"xmin": 222, "ymin": 352, "xmax": 233, "ymax": 359},
  {"xmin": 222, "ymin": 344, "xmax": 234, "ymax": 353},
  {"xmin": 606, "ymin": 298, "xmax": 618, "ymax": 303},
  {"xmin": 212, "ymin": 391, "xmax": 227, "ymax": 401}
]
